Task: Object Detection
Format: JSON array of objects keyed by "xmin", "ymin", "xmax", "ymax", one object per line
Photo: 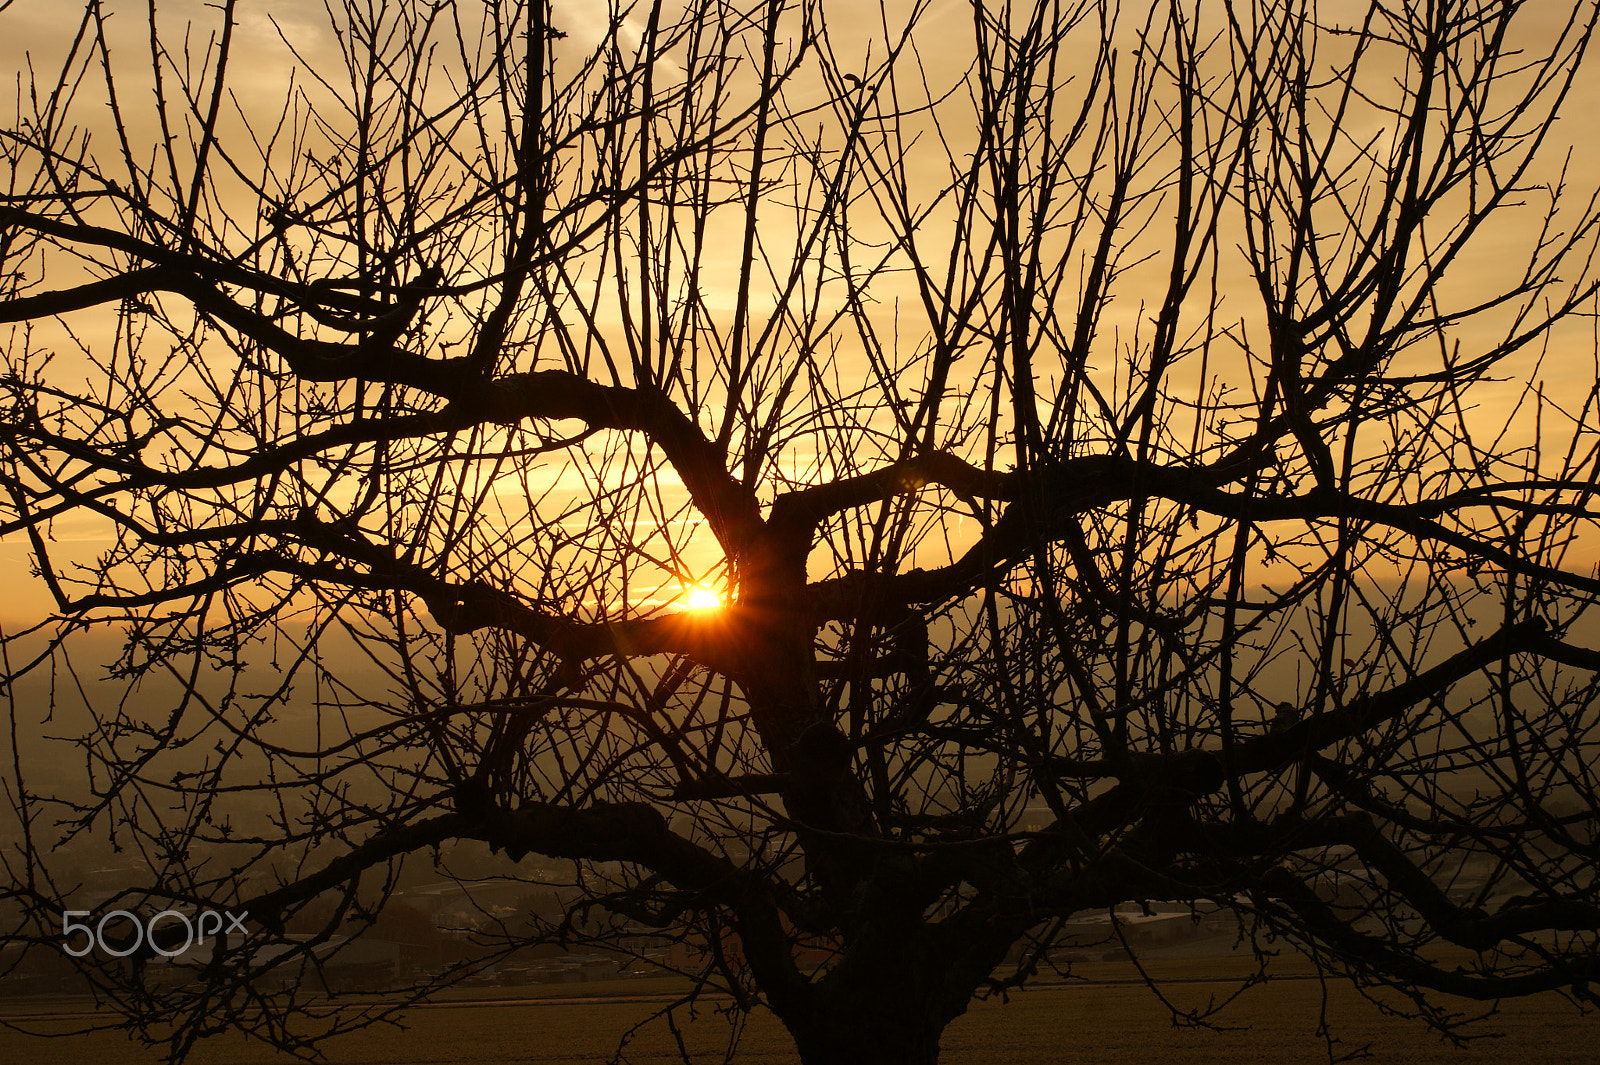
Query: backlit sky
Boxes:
[{"xmin": 4, "ymin": 0, "xmax": 1600, "ymax": 633}]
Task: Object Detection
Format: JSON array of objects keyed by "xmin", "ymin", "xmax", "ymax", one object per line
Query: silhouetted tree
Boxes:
[{"xmin": 4, "ymin": 1, "xmax": 1600, "ymax": 1062}]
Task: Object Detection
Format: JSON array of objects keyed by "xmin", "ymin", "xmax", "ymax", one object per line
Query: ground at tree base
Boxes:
[{"xmin": 0, "ymin": 955, "xmax": 1591, "ymax": 1065}]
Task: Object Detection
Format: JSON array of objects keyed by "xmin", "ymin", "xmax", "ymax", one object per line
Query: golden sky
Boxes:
[{"xmin": 4, "ymin": 0, "xmax": 1600, "ymax": 634}]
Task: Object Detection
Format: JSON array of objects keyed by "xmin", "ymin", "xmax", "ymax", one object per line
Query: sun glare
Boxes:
[{"xmin": 685, "ymin": 586, "xmax": 723, "ymax": 610}]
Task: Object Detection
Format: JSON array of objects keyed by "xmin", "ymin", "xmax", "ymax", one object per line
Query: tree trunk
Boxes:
[
  {"xmin": 775, "ymin": 933, "xmax": 985, "ymax": 1065},
  {"xmin": 787, "ymin": 1008, "xmax": 949, "ymax": 1065}
]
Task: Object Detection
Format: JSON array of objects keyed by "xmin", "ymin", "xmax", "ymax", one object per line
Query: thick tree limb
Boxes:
[
  {"xmin": 242, "ymin": 803, "xmax": 811, "ymax": 1012},
  {"xmin": 1228, "ymin": 617, "xmax": 1553, "ymax": 772},
  {"xmin": 1260, "ymin": 867, "xmax": 1600, "ymax": 1000},
  {"xmin": 0, "ymin": 207, "xmax": 393, "ymax": 316},
  {"xmin": 771, "ymin": 451, "xmax": 1019, "ymax": 530},
  {"xmin": 804, "ymin": 461, "xmax": 1600, "ymax": 617},
  {"xmin": 455, "ymin": 372, "xmax": 762, "ymax": 554}
]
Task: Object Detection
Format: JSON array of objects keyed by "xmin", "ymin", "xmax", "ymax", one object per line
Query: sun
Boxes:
[{"xmin": 684, "ymin": 585, "xmax": 723, "ymax": 610}]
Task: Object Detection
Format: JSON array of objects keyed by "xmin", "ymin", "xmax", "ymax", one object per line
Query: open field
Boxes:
[{"xmin": 0, "ymin": 956, "xmax": 1593, "ymax": 1065}]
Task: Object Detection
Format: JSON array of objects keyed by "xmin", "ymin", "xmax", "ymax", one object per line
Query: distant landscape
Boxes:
[{"xmin": 3, "ymin": 953, "xmax": 1593, "ymax": 1065}]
